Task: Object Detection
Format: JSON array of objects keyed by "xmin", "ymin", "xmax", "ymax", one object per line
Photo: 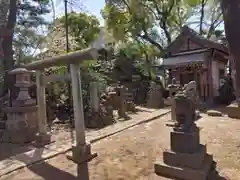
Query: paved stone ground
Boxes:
[
  {"xmin": 1, "ymin": 113, "xmax": 240, "ymax": 180},
  {"xmin": 0, "ymin": 107, "xmax": 163, "ymax": 161},
  {"xmin": 0, "ymin": 108, "xmax": 170, "ymax": 177}
]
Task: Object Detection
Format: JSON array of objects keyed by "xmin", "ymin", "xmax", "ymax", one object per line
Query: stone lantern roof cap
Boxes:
[{"xmin": 8, "ymin": 68, "xmax": 35, "ymax": 75}]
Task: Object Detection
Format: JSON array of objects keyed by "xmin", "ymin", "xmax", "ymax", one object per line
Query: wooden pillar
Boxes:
[{"xmin": 204, "ymin": 50, "xmax": 213, "ymax": 101}]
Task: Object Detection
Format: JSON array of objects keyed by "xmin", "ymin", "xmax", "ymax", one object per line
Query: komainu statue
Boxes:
[{"xmin": 174, "ymin": 93, "xmax": 196, "ymax": 132}]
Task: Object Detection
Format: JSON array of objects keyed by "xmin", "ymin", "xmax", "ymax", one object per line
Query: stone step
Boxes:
[
  {"xmin": 155, "ymin": 154, "xmax": 213, "ymax": 180},
  {"xmin": 163, "ymin": 144, "xmax": 207, "ymax": 169}
]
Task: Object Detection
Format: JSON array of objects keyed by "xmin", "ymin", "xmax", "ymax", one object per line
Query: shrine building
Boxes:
[{"xmin": 161, "ymin": 26, "xmax": 229, "ymax": 101}]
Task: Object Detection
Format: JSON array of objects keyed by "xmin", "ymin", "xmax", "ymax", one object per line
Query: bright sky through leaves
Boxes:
[{"xmin": 44, "ymin": 0, "xmax": 105, "ymax": 24}]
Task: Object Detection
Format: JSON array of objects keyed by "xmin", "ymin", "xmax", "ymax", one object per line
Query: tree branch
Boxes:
[
  {"xmin": 138, "ymin": 29, "xmax": 164, "ymax": 52},
  {"xmin": 159, "ymin": 0, "xmax": 175, "ymax": 45},
  {"xmin": 199, "ymin": 0, "xmax": 206, "ymax": 35}
]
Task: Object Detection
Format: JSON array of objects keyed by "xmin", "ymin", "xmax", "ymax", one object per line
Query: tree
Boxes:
[
  {"xmin": 188, "ymin": 0, "xmax": 223, "ymax": 38},
  {"xmin": 102, "ymin": 0, "xmax": 224, "ymax": 53},
  {"xmin": 116, "ymin": 40, "xmax": 159, "ymax": 79},
  {"xmin": 35, "ymin": 12, "xmax": 106, "ymax": 123},
  {"xmin": 0, "ymin": 0, "xmax": 51, "ymax": 97},
  {"xmin": 220, "ymin": 0, "xmax": 240, "ymax": 104},
  {"xmin": 14, "ymin": 0, "xmax": 51, "ymax": 63},
  {"xmin": 0, "ymin": 0, "xmax": 10, "ymax": 88},
  {"xmin": 58, "ymin": 12, "xmax": 101, "ymax": 50}
]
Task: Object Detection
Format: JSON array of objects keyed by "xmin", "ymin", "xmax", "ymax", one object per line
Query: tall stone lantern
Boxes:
[
  {"xmin": 2, "ymin": 68, "xmax": 38, "ymax": 144},
  {"xmin": 11, "ymin": 68, "xmax": 36, "ymax": 106}
]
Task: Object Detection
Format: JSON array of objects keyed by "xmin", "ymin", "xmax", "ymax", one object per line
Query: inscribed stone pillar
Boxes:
[
  {"xmin": 89, "ymin": 82, "xmax": 99, "ymax": 112},
  {"xmin": 36, "ymin": 70, "xmax": 48, "ymax": 134},
  {"xmin": 35, "ymin": 70, "xmax": 51, "ymax": 146},
  {"xmin": 118, "ymin": 85, "xmax": 127, "ymax": 118},
  {"xmin": 169, "ymin": 87, "xmax": 176, "ymax": 121},
  {"xmin": 147, "ymin": 82, "xmax": 164, "ymax": 108}
]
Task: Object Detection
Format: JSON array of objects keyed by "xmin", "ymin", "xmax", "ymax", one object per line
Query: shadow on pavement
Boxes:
[
  {"xmin": 0, "ymin": 142, "xmax": 34, "ymax": 161},
  {"xmin": 14, "ymin": 148, "xmax": 78, "ymax": 180}
]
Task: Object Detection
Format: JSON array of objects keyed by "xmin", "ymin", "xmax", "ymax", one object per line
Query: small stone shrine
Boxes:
[
  {"xmin": 154, "ymin": 91, "xmax": 214, "ymax": 180},
  {"xmin": 1, "ymin": 68, "xmax": 38, "ymax": 144}
]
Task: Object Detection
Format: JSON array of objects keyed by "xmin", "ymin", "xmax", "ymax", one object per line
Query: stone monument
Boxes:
[
  {"xmin": 147, "ymin": 81, "xmax": 164, "ymax": 109},
  {"xmin": 183, "ymin": 81, "xmax": 199, "ymax": 119},
  {"xmin": 154, "ymin": 92, "xmax": 214, "ymax": 180},
  {"xmin": 2, "ymin": 68, "xmax": 38, "ymax": 144},
  {"xmin": 167, "ymin": 83, "xmax": 182, "ymax": 121}
]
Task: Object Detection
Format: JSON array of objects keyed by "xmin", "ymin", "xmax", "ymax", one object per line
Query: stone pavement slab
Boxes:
[{"xmin": 0, "ymin": 108, "xmax": 170, "ymax": 177}]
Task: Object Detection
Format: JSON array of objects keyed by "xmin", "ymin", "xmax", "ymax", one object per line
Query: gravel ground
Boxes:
[{"xmin": 1, "ymin": 113, "xmax": 240, "ymax": 180}]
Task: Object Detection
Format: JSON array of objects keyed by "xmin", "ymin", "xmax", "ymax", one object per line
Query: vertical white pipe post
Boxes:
[{"xmin": 36, "ymin": 70, "xmax": 48, "ymax": 134}]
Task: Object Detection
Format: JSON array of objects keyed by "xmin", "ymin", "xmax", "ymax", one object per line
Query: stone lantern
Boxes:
[
  {"xmin": 2, "ymin": 68, "xmax": 38, "ymax": 144},
  {"xmin": 10, "ymin": 68, "xmax": 36, "ymax": 106}
]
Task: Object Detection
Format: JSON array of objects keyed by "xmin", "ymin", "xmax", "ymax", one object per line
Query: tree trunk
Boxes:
[
  {"xmin": 2, "ymin": 0, "xmax": 17, "ymax": 103},
  {"xmin": 220, "ymin": 0, "xmax": 240, "ymax": 105},
  {"xmin": 0, "ymin": 0, "xmax": 10, "ymax": 96}
]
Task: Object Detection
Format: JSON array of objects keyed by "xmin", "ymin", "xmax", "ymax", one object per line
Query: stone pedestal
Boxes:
[
  {"xmin": 155, "ymin": 128, "xmax": 213, "ymax": 180},
  {"xmin": 67, "ymin": 144, "xmax": 97, "ymax": 164},
  {"xmin": 2, "ymin": 106, "xmax": 38, "ymax": 143},
  {"xmin": 226, "ymin": 102, "xmax": 240, "ymax": 119},
  {"xmin": 34, "ymin": 132, "xmax": 51, "ymax": 147},
  {"xmin": 1, "ymin": 68, "xmax": 39, "ymax": 144},
  {"xmin": 155, "ymin": 93, "xmax": 214, "ymax": 180}
]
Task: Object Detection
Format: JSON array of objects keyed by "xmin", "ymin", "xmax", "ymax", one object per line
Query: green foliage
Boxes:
[
  {"xmin": 102, "ymin": 0, "xmax": 223, "ymax": 52},
  {"xmin": 14, "ymin": 0, "xmax": 51, "ymax": 63},
  {"xmin": 184, "ymin": 0, "xmax": 201, "ymax": 7},
  {"xmin": 102, "ymin": 0, "xmax": 194, "ymax": 50},
  {"xmin": 58, "ymin": 12, "xmax": 100, "ymax": 49}
]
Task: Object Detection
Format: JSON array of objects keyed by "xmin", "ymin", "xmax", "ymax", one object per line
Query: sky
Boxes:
[{"xmin": 49, "ymin": 0, "xmax": 105, "ymax": 24}]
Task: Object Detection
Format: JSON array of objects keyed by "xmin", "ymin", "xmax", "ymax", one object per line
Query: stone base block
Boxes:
[
  {"xmin": 34, "ymin": 132, "xmax": 51, "ymax": 147},
  {"xmin": 66, "ymin": 144, "xmax": 97, "ymax": 164},
  {"xmin": 170, "ymin": 129, "xmax": 199, "ymax": 153},
  {"xmin": 163, "ymin": 144, "xmax": 206, "ymax": 169},
  {"xmin": 1, "ymin": 128, "xmax": 36, "ymax": 144},
  {"xmin": 155, "ymin": 154, "xmax": 213, "ymax": 180},
  {"xmin": 226, "ymin": 103, "xmax": 240, "ymax": 119}
]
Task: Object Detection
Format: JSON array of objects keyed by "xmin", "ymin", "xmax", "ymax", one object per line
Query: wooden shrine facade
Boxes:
[{"xmin": 162, "ymin": 26, "xmax": 229, "ymax": 101}]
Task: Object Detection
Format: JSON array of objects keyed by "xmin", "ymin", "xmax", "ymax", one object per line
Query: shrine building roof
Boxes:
[{"xmin": 165, "ymin": 26, "xmax": 228, "ymax": 55}]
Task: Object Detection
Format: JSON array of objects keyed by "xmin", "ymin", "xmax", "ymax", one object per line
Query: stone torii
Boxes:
[{"xmin": 21, "ymin": 48, "xmax": 100, "ymax": 180}]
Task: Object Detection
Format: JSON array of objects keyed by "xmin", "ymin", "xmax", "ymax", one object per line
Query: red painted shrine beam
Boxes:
[{"xmin": 23, "ymin": 48, "xmax": 99, "ymax": 70}]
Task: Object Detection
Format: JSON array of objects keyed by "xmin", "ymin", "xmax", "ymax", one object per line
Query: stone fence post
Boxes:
[
  {"xmin": 35, "ymin": 69, "xmax": 51, "ymax": 145},
  {"xmin": 89, "ymin": 81, "xmax": 99, "ymax": 112}
]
